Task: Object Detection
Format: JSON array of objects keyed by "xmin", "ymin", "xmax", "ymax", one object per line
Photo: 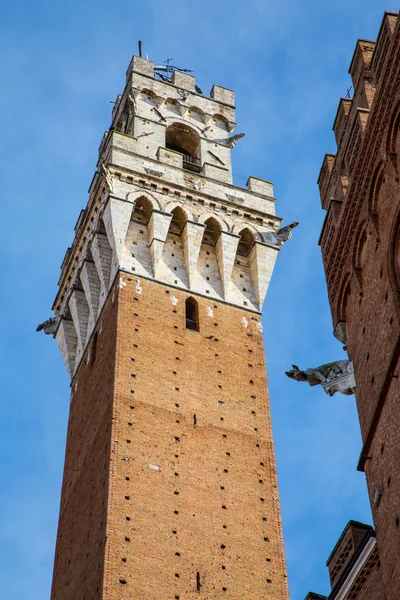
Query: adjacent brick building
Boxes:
[
  {"xmin": 318, "ymin": 10, "xmax": 400, "ymax": 600},
  {"xmin": 305, "ymin": 521, "xmax": 384, "ymax": 600},
  {"xmin": 43, "ymin": 54, "xmax": 292, "ymax": 598}
]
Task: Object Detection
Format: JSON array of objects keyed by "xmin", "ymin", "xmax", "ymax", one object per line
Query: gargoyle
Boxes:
[
  {"xmin": 215, "ymin": 133, "xmax": 245, "ymax": 148},
  {"xmin": 285, "ymin": 360, "xmax": 355, "ymax": 396},
  {"xmin": 264, "ymin": 222, "xmax": 299, "ymax": 247},
  {"xmin": 36, "ymin": 316, "xmax": 61, "ymax": 335}
]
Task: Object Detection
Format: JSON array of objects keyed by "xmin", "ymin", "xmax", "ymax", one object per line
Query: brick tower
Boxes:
[
  {"xmin": 317, "ymin": 11, "xmax": 400, "ymax": 600},
  {"xmin": 45, "ymin": 55, "xmax": 290, "ymax": 599}
]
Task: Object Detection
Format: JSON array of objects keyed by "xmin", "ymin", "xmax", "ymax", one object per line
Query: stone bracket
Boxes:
[
  {"xmin": 249, "ymin": 241, "xmax": 280, "ymax": 311},
  {"xmin": 148, "ymin": 210, "xmax": 173, "ymax": 278},
  {"xmin": 216, "ymin": 231, "xmax": 240, "ymax": 298},
  {"xmin": 55, "ymin": 319, "xmax": 78, "ymax": 378},
  {"xmin": 80, "ymin": 260, "xmax": 101, "ymax": 334},
  {"xmin": 103, "ymin": 194, "xmax": 135, "ymax": 281},
  {"xmin": 68, "ymin": 289, "xmax": 90, "ymax": 363},
  {"xmin": 91, "ymin": 232, "xmax": 113, "ymax": 304},
  {"xmin": 181, "ymin": 220, "xmax": 206, "ymax": 289}
]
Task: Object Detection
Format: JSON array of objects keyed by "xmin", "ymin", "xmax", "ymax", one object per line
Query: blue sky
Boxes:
[{"xmin": 0, "ymin": 1, "xmax": 394, "ymax": 598}]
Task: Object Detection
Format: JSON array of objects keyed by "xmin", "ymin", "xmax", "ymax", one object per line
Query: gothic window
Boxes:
[{"xmin": 185, "ymin": 297, "xmax": 199, "ymax": 331}]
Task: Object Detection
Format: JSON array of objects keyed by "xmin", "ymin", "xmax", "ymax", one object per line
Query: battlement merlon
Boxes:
[
  {"xmin": 348, "ymin": 39, "xmax": 376, "ymax": 91},
  {"xmin": 317, "ymin": 153, "xmax": 336, "ymax": 210},
  {"xmin": 317, "ymin": 12, "xmax": 400, "ymax": 217},
  {"xmin": 125, "ymin": 55, "xmax": 235, "ymax": 107}
]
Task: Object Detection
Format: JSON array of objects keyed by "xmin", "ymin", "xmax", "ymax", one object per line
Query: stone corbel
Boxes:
[
  {"xmin": 55, "ymin": 318, "xmax": 78, "ymax": 378},
  {"xmin": 179, "ymin": 104, "xmax": 190, "ymax": 119},
  {"xmin": 215, "ymin": 231, "xmax": 240, "ymax": 299},
  {"xmin": 322, "ymin": 367, "xmax": 356, "ymax": 397},
  {"xmin": 155, "ymin": 94, "xmax": 166, "ymax": 109},
  {"xmin": 80, "ymin": 260, "xmax": 101, "ymax": 334},
  {"xmin": 91, "ymin": 232, "xmax": 113, "ymax": 305},
  {"xmin": 249, "ymin": 241, "xmax": 280, "ymax": 311},
  {"xmin": 181, "ymin": 220, "xmax": 206, "ymax": 289},
  {"xmin": 68, "ymin": 289, "xmax": 90, "ymax": 364},
  {"xmin": 102, "ymin": 195, "xmax": 135, "ymax": 281},
  {"xmin": 148, "ymin": 210, "xmax": 173, "ymax": 278}
]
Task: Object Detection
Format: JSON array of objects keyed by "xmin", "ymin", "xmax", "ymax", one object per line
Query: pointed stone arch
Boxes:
[
  {"xmin": 237, "ymin": 228, "xmax": 256, "ymax": 257},
  {"xmin": 231, "ymin": 222, "xmax": 259, "ymax": 238},
  {"xmin": 123, "ymin": 195, "xmax": 154, "ymax": 279},
  {"xmin": 164, "ymin": 201, "xmax": 193, "ymax": 222},
  {"xmin": 158, "ymin": 206, "xmax": 189, "ymax": 288},
  {"xmin": 202, "ymin": 217, "xmax": 222, "ymax": 245},
  {"xmin": 132, "ymin": 196, "xmax": 154, "ymax": 224},
  {"xmin": 139, "ymin": 88, "xmax": 158, "ymax": 106},
  {"xmin": 212, "ymin": 113, "xmax": 230, "ymax": 132},
  {"xmin": 164, "ymin": 98, "xmax": 182, "ymax": 117},
  {"xmin": 192, "ymin": 217, "xmax": 223, "ymax": 298},
  {"xmin": 169, "ymin": 206, "xmax": 188, "ymax": 235},
  {"xmin": 138, "ymin": 88, "xmax": 159, "ymax": 119},
  {"xmin": 125, "ymin": 190, "xmax": 161, "ymax": 210},
  {"xmin": 189, "ymin": 106, "xmax": 206, "ymax": 125},
  {"xmin": 227, "ymin": 228, "xmax": 257, "ymax": 308},
  {"xmin": 197, "ymin": 213, "xmax": 228, "ymax": 232}
]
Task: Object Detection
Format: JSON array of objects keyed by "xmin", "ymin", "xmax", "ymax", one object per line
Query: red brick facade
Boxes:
[
  {"xmin": 305, "ymin": 522, "xmax": 384, "ymax": 600},
  {"xmin": 50, "ymin": 273, "xmax": 288, "ymax": 599},
  {"xmin": 318, "ymin": 11, "xmax": 400, "ymax": 600}
]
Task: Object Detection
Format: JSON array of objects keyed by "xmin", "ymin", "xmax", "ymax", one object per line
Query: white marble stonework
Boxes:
[{"xmin": 53, "ymin": 55, "xmax": 290, "ymax": 378}]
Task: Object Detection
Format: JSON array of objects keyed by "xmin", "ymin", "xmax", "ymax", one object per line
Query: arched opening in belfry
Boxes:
[
  {"xmin": 132, "ymin": 197, "xmax": 153, "ymax": 224},
  {"xmin": 237, "ymin": 228, "xmax": 255, "ymax": 257},
  {"xmin": 160, "ymin": 206, "xmax": 189, "ymax": 288},
  {"xmin": 185, "ymin": 297, "xmax": 199, "ymax": 331},
  {"xmin": 202, "ymin": 218, "xmax": 221, "ymax": 246},
  {"xmin": 165, "ymin": 123, "xmax": 201, "ymax": 172},
  {"xmin": 195, "ymin": 217, "xmax": 223, "ymax": 298},
  {"xmin": 169, "ymin": 206, "xmax": 187, "ymax": 235},
  {"xmin": 231, "ymin": 228, "xmax": 257, "ymax": 308},
  {"xmin": 124, "ymin": 196, "xmax": 154, "ymax": 278}
]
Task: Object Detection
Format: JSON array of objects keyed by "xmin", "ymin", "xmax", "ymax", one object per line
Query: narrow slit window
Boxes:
[
  {"xmin": 185, "ymin": 297, "xmax": 199, "ymax": 331},
  {"xmin": 91, "ymin": 332, "xmax": 98, "ymax": 367}
]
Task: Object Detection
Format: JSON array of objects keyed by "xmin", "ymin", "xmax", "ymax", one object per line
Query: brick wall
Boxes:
[
  {"xmin": 317, "ymin": 11, "xmax": 400, "ymax": 600},
  {"xmin": 50, "ymin": 288, "xmax": 118, "ymax": 599},
  {"xmin": 50, "ymin": 273, "xmax": 288, "ymax": 599}
]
